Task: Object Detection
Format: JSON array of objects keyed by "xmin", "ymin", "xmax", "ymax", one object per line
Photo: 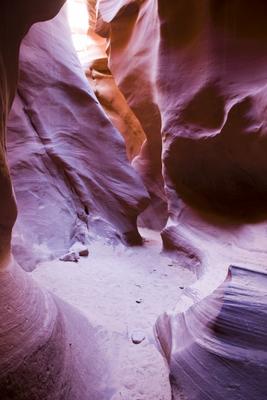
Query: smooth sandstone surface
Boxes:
[
  {"xmin": 156, "ymin": 1, "xmax": 267, "ymax": 219},
  {"xmin": 156, "ymin": 2, "xmax": 267, "ymax": 399},
  {"xmin": 96, "ymin": 1, "xmax": 267, "ymax": 399},
  {"xmin": 7, "ymin": 6, "xmax": 149, "ymax": 269},
  {"xmin": 156, "ymin": 207, "xmax": 267, "ymax": 400},
  {"xmin": 1, "ymin": 2, "xmax": 123, "ymax": 399},
  {"xmin": 0, "ymin": 259, "xmax": 114, "ymax": 400},
  {"xmin": 97, "ymin": 0, "xmax": 168, "ymax": 231},
  {"xmin": 67, "ymin": 0, "xmax": 147, "ymax": 161},
  {"xmin": 1, "ymin": 0, "xmax": 267, "ymax": 399}
]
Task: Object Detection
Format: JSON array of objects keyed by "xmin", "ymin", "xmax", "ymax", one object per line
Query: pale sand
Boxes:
[{"xmin": 32, "ymin": 228, "xmax": 195, "ymax": 399}]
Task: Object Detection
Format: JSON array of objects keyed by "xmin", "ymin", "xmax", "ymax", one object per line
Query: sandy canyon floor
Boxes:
[{"xmin": 32, "ymin": 228, "xmax": 195, "ymax": 400}]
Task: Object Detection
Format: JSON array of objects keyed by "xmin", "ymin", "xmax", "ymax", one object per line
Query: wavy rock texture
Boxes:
[
  {"xmin": 67, "ymin": 0, "xmax": 147, "ymax": 161},
  {"xmin": 156, "ymin": 264, "xmax": 267, "ymax": 400},
  {"xmin": 67, "ymin": 0, "xmax": 167, "ymax": 229},
  {"xmin": 95, "ymin": 1, "xmax": 267, "ymax": 399},
  {"xmin": 97, "ymin": 0, "xmax": 168, "ymax": 230},
  {"xmin": 155, "ymin": 2, "xmax": 267, "ymax": 398},
  {"xmin": 156, "ymin": 207, "xmax": 267, "ymax": 400},
  {"xmin": 157, "ymin": 1, "xmax": 267, "ymax": 220},
  {"xmin": 7, "ymin": 6, "xmax": 149, "ymax": 269},
  {"xmin": 0, "ymin": 2, "xmax": 114, "ymax": 399},
  {"xmin": 0, "ymin": 259, "xmax": 114, "ymax": 400},
  {"xmin": 2, "ymin": 0, "xmax": 267, "ymax": 399}
]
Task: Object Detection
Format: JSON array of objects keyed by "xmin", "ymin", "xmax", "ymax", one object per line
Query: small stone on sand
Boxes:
[
  {"xmin": 59, "ymin": 251, "xmax": 80, "ymax": 263},
  {"xmin": 131, "ymin": 330, "xmax": 146, "ymax": 345}
]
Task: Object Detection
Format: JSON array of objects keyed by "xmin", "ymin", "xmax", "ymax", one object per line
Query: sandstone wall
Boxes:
[
  {"xmin": 7, "ymin": 6, "xmax": 149, "ymax": 269},
  {"xmin": 96, "ymin": 1, "xmax": 267, "ymax": 399}
]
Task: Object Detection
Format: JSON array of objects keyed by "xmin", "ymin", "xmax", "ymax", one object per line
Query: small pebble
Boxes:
[
  {"xmin": 59, "ymin": 251, "xmax": 79, "ymax": 263},
  {"xmin": 79, "ymin": 248, "xmax": 89, "ymax": 257},
  {"xmin": 131, "ymin": 330, "xmax": 146, "ymax": 345},
  {"xmin": 70, "ymin": 242, "xmax": 89, "ymax": 257}
]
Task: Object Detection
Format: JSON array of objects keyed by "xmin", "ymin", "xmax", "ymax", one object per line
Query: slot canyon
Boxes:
[{"xmin": 0, "ymin": 1, "xmax": 266, "ymax": 399}]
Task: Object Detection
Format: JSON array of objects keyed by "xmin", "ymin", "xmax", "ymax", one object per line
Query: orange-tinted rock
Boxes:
[
  {"xmin": 96, "ymin": 1, "xmax": 267, "ymax": 398},
  {"xmin": 97, "ymin": 0, "xmax": 168, "ymax": 230},
  {"xmin": 68, "ymin": 0, "xmax": 147, "ymax": 161}
]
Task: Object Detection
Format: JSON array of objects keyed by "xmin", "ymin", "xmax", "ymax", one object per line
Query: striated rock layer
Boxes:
[
  {"xmin": 156, "ymin": 207, "xmax": 267, "ymax": 400},
  {"xmin": 1, "ymin": 0, "xmax": 267, "ymax": 398},
  {"xmin": 96, "ymin": 1, "xmax": 267, "ymax": 399},
  {"xmin": 7, "ymin": 5, "xmax": 149, "ymax": 269},
  {"xmin": 1, "ymin": 1, "xmax": 115, "ymax": 399},
  {"xmin": 67, "ymin": 0, "xmax": 147, "ymax": 161},
  {"xmin": 156, "ymin": 264, "xmax": 267, "ymax": 400},
  {"xmin": 154, "ymin": 2, "xmax": 267, "ymax": 399},
  {"xmin": 156, "ymin": 1, "xmax": 267, "ymax": 220},
  {"xmin": 0, "ymin": 259, "xmax": 114, "ymax": 399},
  {"xmin": 97, "ymin": 0, "xmax": 168, "ymax": 230}
]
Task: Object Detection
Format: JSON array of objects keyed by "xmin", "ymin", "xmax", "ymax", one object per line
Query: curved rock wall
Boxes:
[
  {"xmin": 67, "ymin": 0, "xmax": 147, "ymax": 161},
  {"xmin": 0, "ymin": 258, "xmax": 114, "ymax": 399},
  {"xmin": 2, "ymin": 1, "xmax": 267, "ymax": 399},
  {"xmin": 7, "ymin": 6, "xmax": 149, "ymax": 269},
  {"xmin": 97, "ymin": 0, "xmax": 168, "ymax": 230},
  {"xmin": 155, "ymin": 2, "xmax": 267, "ymax": 398},
  {"xmin": 157, "ymin": 0, "xmax": 267, "ymax": 220},
  {"xmin": 156, "ymin": 265, "xmax": 267, "ymax": 400},
  {"xmin": 0, "ymin": 2, "xmax": 114, "ymax": 399},
  {"xmin": 96, "ymin": 1, "xmax": 267, "ymax": 399}
]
